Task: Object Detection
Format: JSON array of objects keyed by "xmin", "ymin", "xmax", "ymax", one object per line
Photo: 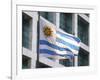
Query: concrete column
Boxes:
[
  {"xmin": 31, "ymin": 12, "xmax": 38, "ymax": 68},
  {"xmin": 56, "ymin": 13, "xmax": 60, "ymax": 28},
  {"xmin": 72, "ymin": 14, "xmax": 78, "ymax": 67},
  {"xmin": 72, "ymin": 14, "xmax": 78, "ymax": 37}
]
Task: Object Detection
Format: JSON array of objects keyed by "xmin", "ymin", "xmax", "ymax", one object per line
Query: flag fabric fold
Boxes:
[{"xmin": 39, "ymin": 16, "xmax": 81, "ymax": 58}]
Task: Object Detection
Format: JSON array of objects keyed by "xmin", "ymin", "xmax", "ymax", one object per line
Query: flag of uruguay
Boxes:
[
  {"xmin": 39, "ymin": 16, "xmax": 81, "ymax": 57},
  {"xmin": 56, "ymin": 29, "xmax": 81, "ymax": 55}
]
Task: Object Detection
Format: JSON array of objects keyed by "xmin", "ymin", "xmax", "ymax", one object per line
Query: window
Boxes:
[
  {"xmin": 22, "ymin": 55, "xmax": 31, "ymax": 69},
  {"xmin": 78, "ymin": 15, "xmax": 89, "ymax": 45},
  {"xmin": 78, "ymin": 48, "xmax": 89, "ymax": 66},
  {"xmin": 40, "ymin": 12, "xmax": 56, "ymax": 25},
  {"xmin": 60, "ymin": 13, "xmax": 73, "ymax": 34},
  {"xmin": 59, "ymin": 59, "xmax": 73, "ymax": 67},
  {"xmin": 22, "ymin": 12, "xmax": 32, "ymax": 50}
]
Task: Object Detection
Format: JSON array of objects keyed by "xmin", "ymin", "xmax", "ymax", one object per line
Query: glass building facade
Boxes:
[
  {"xmin": 22, "ymin": 12, "xmax": 32, "ymax": 50},
  {"xmin": 40, "ymin": 12, "xmax": 56, "ymax": 25},
  {"xmin": 60, "ymin": 13, "xmax": 73, "ymax": 34},
  {"xmin": 22, "ymin": 11, "xmax": 89, "ymax": 68},
  {"xmin": 78, "ymin": 15, "xmax": 89, "ymax": 46}
]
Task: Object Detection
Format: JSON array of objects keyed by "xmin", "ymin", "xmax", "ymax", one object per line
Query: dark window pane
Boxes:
[
  {"xmin": 40, "ymin": 12, "xmax": 55, "ymax": 24},
  {"xmin": 60, "ymin": 13, "xmax": 72, "ymax": 34},
  {"xmin": 78, "ymin": 48, "xmax": 89, "ymax": 66},
  {"xmin": 78, "ymin": 15, "xmax": 89, "ymax": 45},
  {"xmin": 22, "ymin": 12, "xmax": 32, "ymax": 50},
  {"xmin": 22, "ymin": 55, "xmax": 31, "ymax": 69},
  {"xmin": 59, "ymin": 59, "xmax": 73, "ymax": 67}
]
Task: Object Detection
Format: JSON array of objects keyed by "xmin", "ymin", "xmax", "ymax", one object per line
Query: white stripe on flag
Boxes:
[
  {"xmin": 56, "ymin": 42, "xmax": 79, "ymax": 54},
  {"xmin": 40, "ymin": 44, "xmax": 68, "ymax": 55},
  {"xmin": 57, "ymin": 33, "xmax": 80, "ymax": 47}
]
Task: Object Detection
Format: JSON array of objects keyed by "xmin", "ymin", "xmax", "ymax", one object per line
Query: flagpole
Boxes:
[{"xmin": 36, "ymin": 12, "xmax": 40, "ymax": 68}]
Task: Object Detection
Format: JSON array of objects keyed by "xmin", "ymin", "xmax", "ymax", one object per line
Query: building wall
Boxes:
[{"xmin": 22, "ymin": 11, "xmax": 89, "ymax": 69}]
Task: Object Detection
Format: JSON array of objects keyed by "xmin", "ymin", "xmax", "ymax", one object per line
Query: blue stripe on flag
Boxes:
[
  {"xmin": 56, "ymin": 38, "xmax": 79, "ymax": 50},
  {"xmin": 57, "ymin": 31, "xmax": 80, "ymax": 43},
  {"xmin": 40, "ymin": 40, "xmax": 72, "ymax": 52},
  {"xmin": 40, "ymin": 49, "xmax": 56, "ymax": 55},
  {"xmin": 40, "ymin": 49, "xmax": 74, "ymax": 57}
]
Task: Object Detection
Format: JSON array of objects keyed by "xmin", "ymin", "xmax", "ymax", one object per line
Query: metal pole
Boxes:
[{"xmin": 36, "ymin": 12, "xmax": 40, "ymax": 68}]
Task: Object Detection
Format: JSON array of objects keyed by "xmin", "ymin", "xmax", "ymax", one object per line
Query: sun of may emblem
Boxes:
[{"xmin": 43, "ymin": 25, "xmax": 53, "ymax": 37}]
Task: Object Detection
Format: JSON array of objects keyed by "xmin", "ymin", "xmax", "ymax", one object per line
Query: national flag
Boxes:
[{"xmin": 39, "ymin": 16, "xmax": 81, "ymax": 58}]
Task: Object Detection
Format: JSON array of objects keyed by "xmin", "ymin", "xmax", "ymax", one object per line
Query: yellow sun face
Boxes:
[{"xmin": 43, "ymin": 25, "xmax": 53, "ymax": 37}]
